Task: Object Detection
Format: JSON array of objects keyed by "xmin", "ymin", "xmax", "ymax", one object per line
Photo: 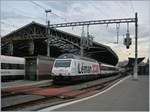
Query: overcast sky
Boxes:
[{"xmin": 1, "ymin": 0, "xmax": 149, "ymax": 62}]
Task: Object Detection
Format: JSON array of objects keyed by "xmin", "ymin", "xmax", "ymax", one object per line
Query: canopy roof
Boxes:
[{"xmin": 2, "ymin": 21, "xmax": 119, "ymax": 65}]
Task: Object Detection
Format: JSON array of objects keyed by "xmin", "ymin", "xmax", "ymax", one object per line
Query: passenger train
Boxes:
[
  {"xmin": 52, "ymin": 53, "xmax": 119, "ymax": 82},
  {"xmin": 1, "ymin": 55, "xmax": 25, "ymax": 82}
]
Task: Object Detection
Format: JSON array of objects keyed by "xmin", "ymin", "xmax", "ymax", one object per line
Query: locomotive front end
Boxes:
[{"xmin": 52, "ymin": 59, "xmax": 72, "ymax": 77}]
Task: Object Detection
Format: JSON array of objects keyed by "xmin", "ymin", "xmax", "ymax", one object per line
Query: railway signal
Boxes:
[
  {"xmin": 123, "ymin": 23, "xmax": 132, "ymax": 49},
  {"xmin": 123, "ymin": 34, "xmax": 132, "ymax": 49}
]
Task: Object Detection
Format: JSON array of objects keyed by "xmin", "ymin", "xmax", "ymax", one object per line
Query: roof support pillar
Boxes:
[
  {"xmin": 29, "ymin": 40, "xmax": 34, "ymax": 55},
  {"xmin": 9, "ymin": 41, "xmax": 13, "ymax": 56},
  {"xmin": 47, "ymin": 21, "xmax": 50, "ymax": 57}
]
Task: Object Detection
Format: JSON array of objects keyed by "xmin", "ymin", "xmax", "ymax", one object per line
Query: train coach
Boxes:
[
  {"xmin": 52, "ymin": 53, "xmax": 119, "ymax": 82},
  {"xmin": 1, "ymin": 55, "xmax": 25, "ymax": 82}
]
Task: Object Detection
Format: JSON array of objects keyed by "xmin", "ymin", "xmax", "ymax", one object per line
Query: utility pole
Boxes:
[{"xmin": 133, "ymin": 12, "xmax": 138, "ymax": 80}]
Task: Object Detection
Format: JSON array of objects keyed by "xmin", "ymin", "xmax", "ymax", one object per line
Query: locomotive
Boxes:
[{"xmin": 51, "ymin": 53, "xmax": 119, "ymax": 82}]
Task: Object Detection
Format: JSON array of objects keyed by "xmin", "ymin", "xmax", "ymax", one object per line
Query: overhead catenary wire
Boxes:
[
  {"xmin": 0, "ymin": 21, "xmax": 24, "ymax": 37},
  {"xmin": 30, "ymin": 1, "xmax": 68, "ymax": 22},
  {"xmin": 13, "ymin": 7, "xmax": 45, "ymax": 21},
  {"xmin": 90, "ymin": 2, "xmax": 110, "ymax": 19},
  {"xmin": 1, "ymin": 9, "xmax": 45, "ymax": 29},
  {"xmin": 30, "ymin": 1, "xmax": 45, "ymax": 10},
  {"xmin": 117, "ymin": 1, "xmax": 129, "ymax": 17},
  {"xmin": 93, "ymin": 1, "xmax": 128, "ymax": 44},
  {"xmin": 130, "ymin": 0, "xmax": 135, "ymax": 13},
  {"xmin": 1, "ymin": 21, "xmax": 19, "ymax": 28}
]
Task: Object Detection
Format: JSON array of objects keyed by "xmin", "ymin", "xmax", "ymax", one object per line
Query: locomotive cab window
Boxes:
[{"xmin": 54, "ymin": 60, "xmax": 71, "ymax": 67}]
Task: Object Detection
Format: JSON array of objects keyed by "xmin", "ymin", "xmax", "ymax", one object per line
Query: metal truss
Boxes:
[{"xmin": 50, "ymin": 18, "xmax": 136, "ymax": 28}]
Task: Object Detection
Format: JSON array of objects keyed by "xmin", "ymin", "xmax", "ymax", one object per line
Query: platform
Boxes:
[
  {"xmin": 2, "ymin": 94, "xmax": 45, "ymax": 108},
  {"xmin": 1, "ymin": 80, "xmax": 52, "ymax": 89},
  {"xmin": 40, "ymin": 75, "xmax": 149, "ymax": 111}
]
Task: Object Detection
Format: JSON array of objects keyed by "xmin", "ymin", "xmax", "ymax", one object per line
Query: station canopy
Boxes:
[
  {"xmin": 126, "ymin": 57, "xmax": 145, "ymax": 67},
  {"xmin": 1, "ymin": 21, "xmax": 119, "ymax": 66}
]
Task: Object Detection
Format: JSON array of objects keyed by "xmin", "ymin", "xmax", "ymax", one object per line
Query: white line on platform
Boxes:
[{"xmin": 39, "ymin": 75, "xmax": 131, "ymax": 112}]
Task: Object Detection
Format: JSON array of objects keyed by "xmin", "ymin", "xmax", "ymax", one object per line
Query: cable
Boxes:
[
  {"xmin": 13, "ymin": 7, "xmax": 45, "ymax": 21},
  {"xmin": 117, "ymin": 1, "xmax": 129, "ymax": 17},
  {"xmin": 30, "ymin": 1, "xmax": 68, "ymax": 22},
  {"xmin": 50, "ymin": 12, "xmax": 68, "ymax": 22},
  {"xmin": 1, "ymin": 29, "xmax": 9, "ymax": 31},
  {"xmin": 130, "ymin": 0, "xmax": 135, "ymax": 13},
  {"xmin": 1, "ymin": 21, "xmax": 19, "ymax": 28},
  {"xmin": 30, "ymin": 1, "xmax": 45, "ymax": 10},
  {"xmin": 90, "ymin": 2, "xmax": 110, "ymax": 19}
]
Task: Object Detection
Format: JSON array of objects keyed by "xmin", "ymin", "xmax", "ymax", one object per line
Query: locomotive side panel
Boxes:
[
  {"xmin": 73, "ymin": 59, "xmax": 100, "ymax": 76},
  {"xmin": 52, "ymin": 59, "xmax": 100, "ymax": 77}
]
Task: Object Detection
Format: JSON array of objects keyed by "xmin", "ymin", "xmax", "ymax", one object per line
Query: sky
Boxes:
[{"xmin": 1, "ymin": 0, "xmax": 150, "ymax": 62}]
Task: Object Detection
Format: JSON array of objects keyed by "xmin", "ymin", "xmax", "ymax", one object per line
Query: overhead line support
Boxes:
[
  {"xmin": 50, "ymin": 18, "xmax": 136, "ymax": 28},
  {"xmin": 133, "ymin": 12, "xmax": 138, "ymax": 80},
  {"xmin": 48, "ymin": 14, "xmax": 138, "ymax": 79}
]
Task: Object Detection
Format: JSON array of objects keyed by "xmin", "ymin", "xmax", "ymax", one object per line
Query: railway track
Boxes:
[{"xmin": 2, "ymin": 73, "xmax": 129, "ymax": 111}]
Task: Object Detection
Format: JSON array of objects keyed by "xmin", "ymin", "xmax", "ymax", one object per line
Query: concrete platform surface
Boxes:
[
  {"xmin": 1, "ymin": 80, "xmax": 52, "ymax": 89},
  {"xmin": 41, "ymin": 75, "xmax": 149, "ymax": 111},
  {"xmin": 2, "ymin": 95, "xmax": 45, "ymax": 108}
]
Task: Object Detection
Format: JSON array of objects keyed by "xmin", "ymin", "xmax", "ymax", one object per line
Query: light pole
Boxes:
[
  {"xmin": 45, "ymin": 9, "xmax": 52, "ymax": 57},
  {"xmin": 45, "ymin": 9, "xmax": 51, "ymax": 24},
  {"xmin": 133, "ymin": 12, "xmax": 138, "ymax": 80}
]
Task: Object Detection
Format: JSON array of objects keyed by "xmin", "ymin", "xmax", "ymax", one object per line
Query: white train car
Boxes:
[
  {"xmin": 1, "ymin": 55, "xmax": 25, "ymax": 82},
  {"xmin": 100, "ymin": 63, "xmax": 119, "ymax": 76},
  {"xmin": 52, "ymin": 54, "xmax": 100, "ymax": 81}
]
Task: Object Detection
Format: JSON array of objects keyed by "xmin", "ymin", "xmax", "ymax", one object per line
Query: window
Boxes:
[
  {"xmin": 54, "ymin": 60, "xmax": 71, "ymax": 67},
  {"xmin": 1, "ymin": 63, "xmax": 24, "ymax": 69}
]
